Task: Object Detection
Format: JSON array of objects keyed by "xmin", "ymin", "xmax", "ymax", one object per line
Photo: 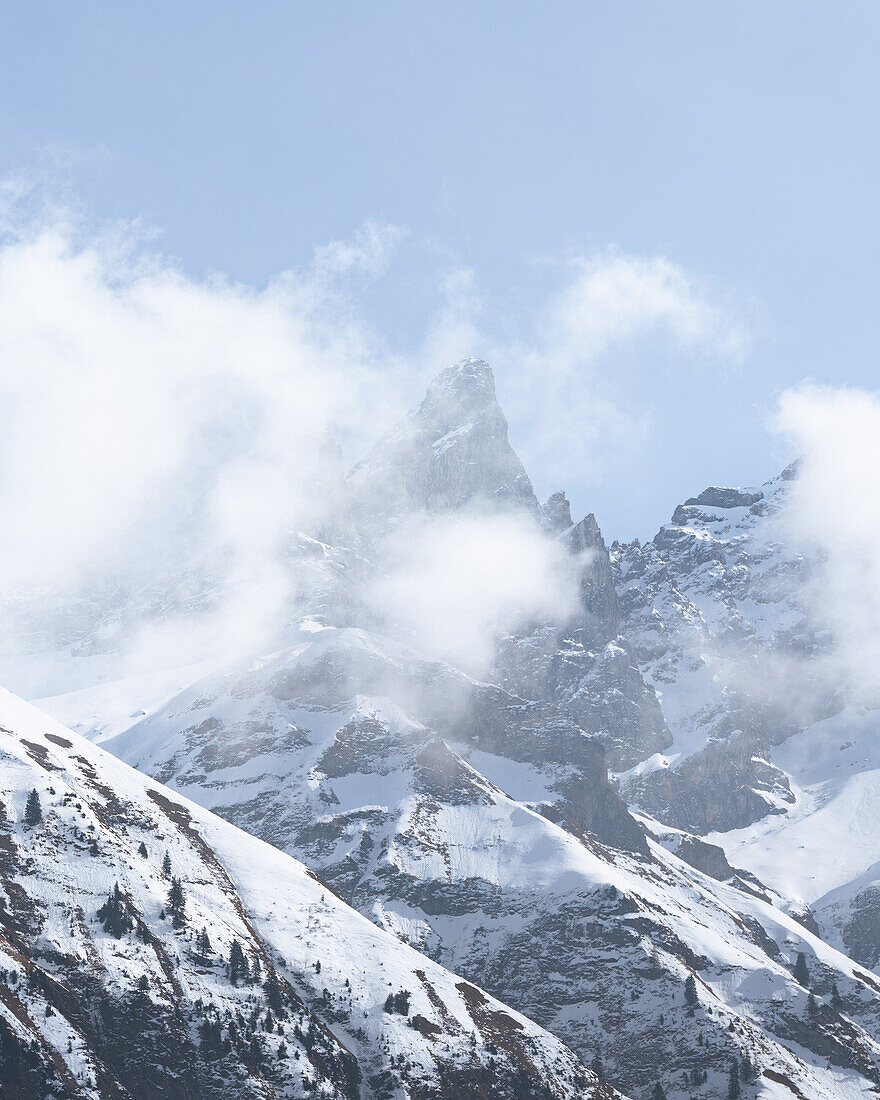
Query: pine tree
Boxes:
[
  {"xmin": 229, "ymin": 940, "xmax": 249, "ymax": 986},
  {"xmin": 162, "ymin": 850, "xmax": 172, "ymax": 877},
  {"xmin": 24, "ymin": 789, "xmax": 42, "ymax": 826},
  {"xmin": 195, "ymin": 927, "xmax": 212, "ymax": 962},
  {"xmin": 684, "ymin": 974, "xmax": 698, "ymax": 1006},
  {"xmin": 831, "ymin": 982, "xmax": 843, "ymax": 1008},
  {"xmin": 652, "ymin": 1084, "xmax": 667, "ymax": 1100},
  {"xmin": 591, "ymin": 1050, "xmax": 604, "ymax": 1079},
  {"xmin": 264, "ymin": 970, "xmax": 284, "ymax": 1014},
  {"xmin": 383, "ymin": 989, "xmax": 411, "ymax": 1015},
  {"xmin": 167, "ymin": 877, "xmax": 186, "ymax": 928},
  {"xmin": 277, "ymin": 1041, "xmax": 287, "ymax": 1059},
  {"xmin": 138, "ymin": 841, "xmax": 148, "ymax": 858},
  {"xmin": 807, "ymin": 991, "xmax": 818, "ymax": 1018},
  {"xmin": 740, "ymin": 1054, "xmax": 758, "ymax": 1083},
  {"xmin": 728, "ymin": 1060, "xmax": 741, "ymax": 1099},
  {"xmin": 793, "ymin": 951, "xmax": 810, "ymax": 987},
  {"xmin": 97, "ymin": 882, "xmax": 132, "ymax": 938}
]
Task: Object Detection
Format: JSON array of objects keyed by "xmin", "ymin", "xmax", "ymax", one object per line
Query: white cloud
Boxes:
[
  {"xmin": 365, "ymin": 511, "xmax": 583, "ymax": 675},
  {"xmin": 0, "ymin": 211, "xmax": 414, "ymax": 687},
  {"xmin": 541, "ymin": 251, "xmax": 749, "ymax": 368},
  {"xmin": 475, "ymin": 250, "xmax": 749, "ymax": 500},
  {"xmin": 0, "ymin": 188, "xmax": 749, "ymax": 692},
  {"xmin": 773, "ymin": 384, "xmax": 880, "ymax": 703}
]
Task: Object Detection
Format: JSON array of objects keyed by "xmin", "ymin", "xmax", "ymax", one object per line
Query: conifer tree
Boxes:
[
  {"xmin": 195, "ymin": 927, "xmax": 212, "ymax": 962},
  {"xmin": 24, "ymin": 789, "xmax": 42, "ymax": 826},
  {"xmin": 138, "ymin": 841, "xmax": 148, "ymax": 858},
  {"xmin": 684, "ymin": 974, "xmax": 698, "ymax": 1006},
  {"xmin": 651, "ymin": 1084, "xmax": 667, "ymax": 1100},
  {"xmin": 97, "ymin": 882, "xmax": 132, "ymax": 938},
  {"xmin": 264, "ymin": 969, "xmax": 284, "ymax": 1014},
  {"xmin": 740, "ymin": 1054, "xmax": 758, "ymax": 1083},
  {"xmin": 591, "ymin": 1050, "xmax": 604, "ymax": 1079},
  {"xmin": 229, "ymin": 939, "xmax": 249, "ymax": 986},
  {"xmin": 167, "ymin": 876, "xmax": 186, "ymax": 928},
  {"xmin": 793, "ymin": 951, "xmax": 810, "ymax": 987},
  {"xmin": 807, "ymin": 991, "xmax": 818, "ymax": 1018},
  {"xmin": 162, "ymin": 850, "xmax": 172, "ymax": 877},
  {"xmin": 728, "ymin": 1060, "xmax": 741, "ymax": 1098}
]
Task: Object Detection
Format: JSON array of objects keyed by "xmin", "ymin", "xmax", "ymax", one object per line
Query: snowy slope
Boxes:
[
  {"xmin": 100, "ymin": 625, "xmax": 880, "ymax": 1099},
  {"xmin": 0, "ymin": 685, "xmax": 614, "ymax": 1099}
]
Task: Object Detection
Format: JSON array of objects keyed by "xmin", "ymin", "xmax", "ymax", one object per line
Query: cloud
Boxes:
[
  {"xmin": 774, "ymin": 384, "xmax": 880, "ymax": 703},
  {"xmin": 478, "ymin": 250, "xmax": 749, "ymax": 501},
  {"xmin": 541, "ymin": 251, "xmax": 750, "ymax": 368},
  {"xmin": 0, "ymin": 184, "xmax": 749, "ymax": 696},
  {"xmin": 0, "ymin": 207, "xmax": 415, "ymax": 690},
  {"xmin": 365, "ymin": 511, "xmax": 583, "ymax": 674}
]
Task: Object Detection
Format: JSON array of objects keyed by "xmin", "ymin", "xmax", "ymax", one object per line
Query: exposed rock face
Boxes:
[
  {"xmin": 110, "ymin": 627, "xmax": 646, "ymax": 856},
  {"xmin": 540, "ymin": 490, "xmax": 574, "ymax": 534},
  {"xmin": 348, "ymin": 358, "xmax": 538, "ymax": 523},
  {"xmin": 495, "ymin": 502, "xmax": 671, "ymax": 771},
  {"xmin": 816, "ymin": 867, "xmax": 880, "ymax": 974},
  {"xmin": 612, "ymin": 468, "xmax": 821, "ymax": 833}
]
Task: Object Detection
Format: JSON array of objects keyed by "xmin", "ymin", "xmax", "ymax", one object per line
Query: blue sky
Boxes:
[{"xmin": 1, "ymin": 2, "xmax": 878, "ymax": 539}]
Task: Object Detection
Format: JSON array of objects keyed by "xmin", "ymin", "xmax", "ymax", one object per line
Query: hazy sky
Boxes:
[{"xmin": 2, "ymin": 2, "xmax": 879, "ymax": 539}]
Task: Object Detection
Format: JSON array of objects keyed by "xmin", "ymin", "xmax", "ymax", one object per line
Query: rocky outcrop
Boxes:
[
  {"xmin": 495, "ymin": 502, "xmax": 671, "ymax": 771},
  {"xmin": 348, "ymin": 358, "xmax": 538, "ymax": 525},
  {"xmin": 612, "ymin": 466, "xmax": 828, "ymax": 833}
]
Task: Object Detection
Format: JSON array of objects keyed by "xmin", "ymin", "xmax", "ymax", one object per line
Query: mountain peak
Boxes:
[
  {"xmin": 349, "ymin": 358, "xmax": 537, "ymax": 519},
  {"xmin": 416, "ymin": 358, "xmax": 498, "ymax": 431}
]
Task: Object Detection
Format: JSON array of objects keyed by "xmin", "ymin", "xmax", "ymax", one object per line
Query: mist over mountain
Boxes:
[{"xmin": 0, "ymin": 350, "xmax": 879, "ymax": 1099}]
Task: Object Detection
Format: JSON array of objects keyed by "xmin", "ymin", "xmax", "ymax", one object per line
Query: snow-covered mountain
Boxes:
[
  {"xmin": 13, "ymin": 356, "xmax": 880, "ymax": 1098},
  {"xmin": 94, "ymin": 621, "xmax": 880, "ymax": 1098},
  {"xmin": 0, "ymin": 685, "xmax": 613, "ymax": 1099}
]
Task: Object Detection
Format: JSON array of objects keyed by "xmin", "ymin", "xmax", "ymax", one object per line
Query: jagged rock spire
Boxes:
[{"xmin": 348, "ymin": 358, "xmax": 538, "ymax": 522}]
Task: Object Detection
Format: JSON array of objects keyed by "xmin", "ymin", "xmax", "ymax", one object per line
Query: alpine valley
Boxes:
[{"xmin": 3, "ymin": 359, "xmax": 880, "ymax": 1100}]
